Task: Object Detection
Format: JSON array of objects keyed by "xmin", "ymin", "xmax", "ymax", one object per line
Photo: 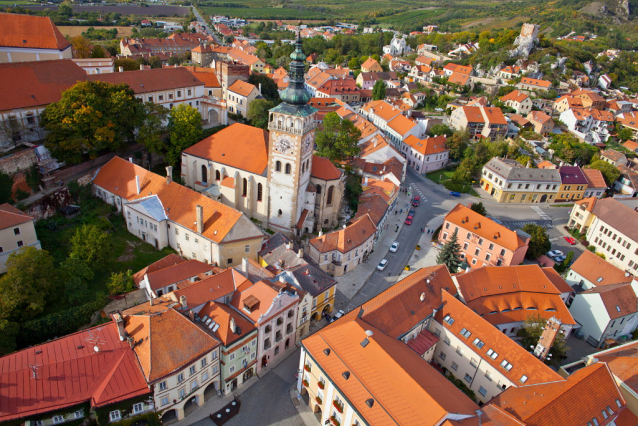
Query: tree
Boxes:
[
  {"xmin": 0, "ymin": 171, "xmax": 12, "ymax": 204},
  {"xmin": 470, "ymin": 202, "xmax": 487, "ymax": 216},
  {"xmin": 436, "ymin": 229, "xmax": 463, "ymax": 273},
  {"xmin": 0, "ymin": 247, "xmax": 58, "ymax": 321},
  {"xmin": 587, "ymin": 161, "xmax": 621, "ymax": 186},
  {"xmin": 516, "ymin": 314, "xmax": 568, "ymax": 367},
  {"xmin": 315, "ymin": 112, "xmax": 362, "ymax": 162},
  {"xmin": 554, "ymin": 251, "xmax": 574, "ymax": 273},
  {"xmin": 168, "ymin": 55, "xmax": 181, "ymax": 66},
  {"xmin": 41, "ymin": 81, "xmax": 145, "ymax": 163},
  {"xmin": 446, "ymin": 129, "xmax": 469, "ymax": 161},
  {"xmin": 166, "ymin": 104, "xmax": 202, "ymax": 165},
  {"xmin": 59, "ymin": 256, "xmax": 94, "ymax": 305},
  {"xmin": 453, "ymin": 157, "xmax": 477, "ymax": 183},
  {"xmin": 69, "ymin": 224, "xmax": 114, "ymax": 270},
  {"xmin": 248, "ymin": 73, "xmax": 280, "ymax": 102},
  {"xmin": 522, "ymin": 223, "xmax": 551, "ymax": 260},
  {"xmin": 0, "ymin": 319, "xmax": 19, "ymax": 356},
  {"xmin": 71, "ymin": 36, "xmax": 93, "ymax": 58},
  {"xmin": 137, "ymin": 102, "xmax": 169, "ymax": 154},
  {"xmin": 149, "ymin": 55, "xmax": 162, "ymax": 69},
  {"xmin": 348, "ymin": 57, "xmax": 360, "ymax": 69},
  {"xmin": 618, "ymin": 128, "xmax": 633, "ymax": 141},
  {"xmin": 90, "ymin": 45, "xmax": 107, "ymax": 59},
  {"xmin": 428, "ymin": 124, "xmax": 453, "ymax": 137},
  {"xmin": 248, "ymin": 99, "xmax": 274, "ymax": 130},
  {"xmin": 114, "ymin": 58, "xmax": 139, "ymax": 71},
  {"xmin": 58, "ymin": 0, "xmax": 73, "ymax": 17},
  {"xmin": 372, "ymin": 79, "xmax": 386, "ymax": 100},
  {"xmin": 107, "ymin": 270, "xmax": 135, "ymax": 296}
]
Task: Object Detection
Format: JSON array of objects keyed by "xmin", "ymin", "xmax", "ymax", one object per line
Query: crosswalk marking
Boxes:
[{"xmin": 531, "ymin": 206, "xmax": 552, "ymax": 220}]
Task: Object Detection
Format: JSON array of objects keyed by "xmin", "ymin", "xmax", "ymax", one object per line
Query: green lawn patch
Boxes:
[{"xmin": 425, "ymin": 168, "xmax": 480, "ymax": 197}]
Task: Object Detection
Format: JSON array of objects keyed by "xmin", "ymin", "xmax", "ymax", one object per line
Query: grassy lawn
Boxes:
[
  {"xmin": 35, "ymin": 187, "xmax": 175, "ymax": 317},
  {"xmin": 425, "ymin": 168, "xmax": 480, "ymax": 197}
]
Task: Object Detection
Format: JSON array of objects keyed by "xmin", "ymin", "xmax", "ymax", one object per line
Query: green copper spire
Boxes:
[{"xmin": 280, "ymin": 31, "xmax": 311, "ymax": 106}]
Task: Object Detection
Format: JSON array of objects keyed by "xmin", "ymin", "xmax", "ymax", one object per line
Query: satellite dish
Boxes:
[{"xmin": 94, "ymin": 346, "xmax": 100, "ymax": 353}]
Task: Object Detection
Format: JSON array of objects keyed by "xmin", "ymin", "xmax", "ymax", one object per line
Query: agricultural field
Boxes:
[
  {"xmin": 57, "ymin": 25, "xmax": 134, "ymax": 38},
  {"xmin": 21, "ymin": 3, "xmax": 190, "ymax": 16}
]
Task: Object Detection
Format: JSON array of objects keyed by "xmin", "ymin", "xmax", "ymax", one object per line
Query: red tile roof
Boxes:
[
  {"xmin": 582, "ymin": 168, "xmax": 607, "ymax": 189},
  {"xmin": 460, "ymin": 106, "xmax": 485, "ymax": 123},
  {"xmin": 404, "ymin": 135, "xmax": 447, "ymax": 156},
  {"xmin": 146, "ymin": 259, "xmax": 212, "ymax": 291},
  {"xmin": 0, "ymin": 323, "xmax": 149, "ymax": 421},
  {"xmin": 570, "ymin": 250, "xmax": 633, "ymax": 287},
  {"xmin": 89, "ymin": 67, "xmax": 204, "ymax": 94},
  {"xmin": 500, "ymin": 90, "xmax": 529, "ymax": 103},
  {"xmin": 182, "ymin": 66, "xmax": 221, "ymax": 88},
  {"xmin": 309, "ymin": 214, "xmax": 376, "ymax": 254},
  {"xmin": 0, "ymin": 13, "xmax": 70, "ymax": 50},
  {"xmin": 171, "ymin": 268, "xmax": 249, "ymax": 309},
  {"xmin": 0, "ymin": 203, "xmax": 34, "ymax": 230},
  {"xmin": 133, "ymin": 253, "xmax": 187, "ymax": 286},
  {"xmin": 311, "ymin": 155, "xmax": 342, "ymax": 181},
  {"xmin": 520, "ymin": 77, "xmax": 552, "ymax": 88},
  {"xmin": 489, "ymin": 363, "xmax": 625, "ymax": 426},
  {"xmin": 582, "ymin": 282, "xmax": 638, "ymax": 319},
  {"xmin": 437, "ymin": 291, "xmax": 564, "ymax": 386},
  {"xmin": 196, "ymin": 301, "xmax": 256, "ymax": 346},
  {"xmin": 0, "ymin": 60, "xmax": 87, "ymax": 111},
  {"xmin": 227, "ymin": 79, "xmax": 258, "ymax": 97},
  {"xmin": 184, "ymin": 123, "xmax": 268, "ymax": 175}
]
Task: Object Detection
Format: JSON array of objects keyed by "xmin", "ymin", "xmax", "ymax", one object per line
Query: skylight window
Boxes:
[
  {"xmin": 460, "ymin": 328, "xmax": 472, "ymax": 338},
  {"xmin": 500, "ymin": 359, "xmax": 513, "ymax": 371},
  {"xmin": 520, "ymin": 375, "xmax": 528, "ymax": 383},
  {"xmin": 487, "ymin": 349, "xmax": 499, "ymax": 359},
  {"xmin": 443, "ymin": 315, "xmax": 454, "ymax": 325},
  {"xmin": 473, "ymin": 338, "xmax": 485, "ymax": 349},
  {"xmin": 617, "ymin": 305, "xmax": 621, "ymax": 312}
]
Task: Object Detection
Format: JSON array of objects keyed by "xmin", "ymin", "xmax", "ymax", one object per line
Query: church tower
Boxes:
[{"xmin": 267, "ymin": 33, "xmax": 317, "ymax": 233}]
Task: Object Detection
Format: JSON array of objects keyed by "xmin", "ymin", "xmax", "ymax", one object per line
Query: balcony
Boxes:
[{"xmin": 268, "ymin": 121, "xmax": 317, "ymax": 136}]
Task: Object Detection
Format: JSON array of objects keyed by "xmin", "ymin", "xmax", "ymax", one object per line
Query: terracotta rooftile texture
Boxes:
[
  {"xmin": 311, "ymin": 155, "xmax": 342, "ymax": 181},
  {"xmin": 170, "ymin": 268, "xmax": 249, "ymax": 309},
  {"xmin": 520, "ymin": 77, "xmax": 551, "ymax": 88},
  {"xmin": 489, "ymin": 363, "xmax": 624, "ymax": 426},
  {"xmin": 0, "ymin": 323, "xmax": 149, "ymax": 421},
  {"xmin": 570, "ymin": 250, "xmax": 633, "ymax": 287},
  {"xmin": 0, "ymin": 203, "xmax": 34, "ymax": 230},
  {"xmin": 89, "ymin": 67, "xmax": 204, "ymax": 94},
  {"xmin": 196, "ymin": 301, "xmax": 256, "ymax": 346},
  {"xmin": 582, "ymin": 168, "xmax": 607, "ymax": 188},
  {"xmin": 184, "ymin": 123, "xmax": 268, "ymax": 175},
  {"xmin": 133, "ymin": 253, "xmax": 187, "ymax": 286},
  {"xmin": 387, "ymin": 114, "xmax": 416, "ymax": 135},
  {"xmin": 309, "ymin": 214, "xmax": 376, "ymax": 254},
  {"xmin": 227, "ymin": 79, "xmax": 258, "ymax": 97},
  {"xmin": 582, "ymin": 282, "xmax": 638, "ymax": 319},
  {"xmin": 592, "ymin": 197, "xmax": 638, "ymax": 242},
  {"xmin": 146, "ymin": 259, "xmax": 212, "ymax": 291},
  {"xmin": 404, "ymin": 135, "xmax": 447, "ymax": 156},
  {"xmin": 500, "ymin": 90, "xmax": 529, "ymax": 103},
  {"xmin": 0, "ymin": 13, "xmax": 70, "ymax": 50}
]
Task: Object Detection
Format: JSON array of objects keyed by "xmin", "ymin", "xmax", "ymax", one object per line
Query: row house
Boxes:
[
  {"xmin": 0, "ymin": 59, "xmax": 87, "ymax": 150},
  {"xmin": 93, "ymin": 157, "xmax": 264, "ymax": 268},
  {"xmin": 401, "ymin": 134, "xmax": 449, "ymax": 174},
  {"xmin": 353, "ymin": 192, "xmax": 390, "ymax": 241},
  {"xmin": 385, "ymin": 113, "xmax": 421, "ymax": 147},
  {"xmin": 454, "ymin": 265, "xmax": 576, "ymax": 338},
  {"xmin": 360, "ymin": 57, "xmax": 383, "ymax": 72},
  {"xmin": 527, "ymin": 110, "xmax": 555, "ymax": 135},
  {"xmin": 225, "ymin": 80, "xmax": 260, "ymax": 117},
  {"xmin": 0, "ymin": 203, "xmax": 41, "ymax": 273},
  {"xmin": 355, "ymin": 71, "xmax": 398, "ymax": 90},
  {"xmin": 0, "ymin": 14, "xmax": 72, "ymax": 63},
  {"xmin": 556, "ymin": 166, "xmax": 588, "ymax": 202},
  {"xmin": 554, "ymin": 94, "xmax": 584, "ymax": 113},
  {"xmin": 359, "ymin": 100, "xmax": 404, "ymax": 133},
  {"xmin": 439, "ymin": 203, "xmax": 530, "ymax": 268},
  {"xmin": 448, "ymin": 106, "xmax": 507, "ymax": 140},
  {"xmin": 583, "ymin": 168, "xmax": 608, "ymax": 198},
  {"xmin": 315, "ymin": 78, "xmax": 360, "ymax": 103},
  {"xmin": 573, "ymin": 89, "xmax": 606, "ymax": 109},
  {"xmin": 308, "ymin": 213, "xmax": 376, "ymax": 277},
  {"xmin": 497, "ymin": 65, "xmax": 521, "ymax": 80},
  {"xmin": 137, "ymin": 258, "xmax": 214, "ymax": 298},
  {"xmin": 516, "ymin": 77, "xmax": 552, "ymax": 92},
  {"xmin": 120, "ymin": 302, "xmax": 221, "ymax": 422},
  {"xmin": 0, "ymin": 322, "xmax": 151, "ymax": 426},
  {"xmin": 442, "ymin": 63, "xmax": 473, "ymax": 77},
  {"xmin": 481, "ymin": 157, "xmax": 562, "ymax": 203},
  {"xmin": 227, "ymin": 48, "xmax": 265, "ymax": 73},
  {"xmin": 566, "ymin": 249, "xmax": 634, "ymax": 291},
  {"xmin": 500, "ymin": 89, "xmax": 532, "ymax": 115},
  {"xmin": 408, "ymin": 64, "xmax": 432, "ymax": 84}
]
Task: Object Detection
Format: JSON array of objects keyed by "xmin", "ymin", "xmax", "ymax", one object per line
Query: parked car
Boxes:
[
  {"xmin": 449, "ymin": 191, "xmax": 461, "ymax": 197},
  {"xmin": 390, "ymin": 241, "xmax": 400, "ymax": 253},
  {"xmin": 408, "ymin": 209, "xmax": 415, "ymax": 218},
  {"xmin": 377, "ymin": 259, "xmax": 388, "ymax": 271},
  {"xmin": 564, "ymin": 236, "xmax": 578, "ymax": 245},
  {"xmin": 330, "ymin": 309, "xmax": 345, "ymax": 323},
  {"xmin": 412, "ymin": 196, "xmax": 421, "ymax": 207},
  {"xmin": 405, "ymin": 217, "xmax": 412, "ymax": 225},
  {"xmin": 554, "ymin": 255, "xmax": 566, "ymax": 263},
  {"xmin": 547, "ymin": 250, "xmax": 564, "ymax": 258}
]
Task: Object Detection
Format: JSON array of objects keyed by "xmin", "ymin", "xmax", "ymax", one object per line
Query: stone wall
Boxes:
[{"xmin": 0, "ymin": 148, "xmax": 37, "ymax": 176}]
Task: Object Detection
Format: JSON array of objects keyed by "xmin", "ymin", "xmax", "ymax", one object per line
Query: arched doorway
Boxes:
[
  {"xmin": 162, "ymin": 409, "xmax": 178, "ymax": 424},
  {"xmin": 322, "ymin": 304, "xmax": 332, "ymax": 316},
  {"xmin": 201, "ymin": 164, "xmax": 208, "ymax": 184},
  {"xmin": 285, "ymin": 338, "xmax": 290, "ymax": 349},
  {"xmin": 261, "ymin": 355, "xmax": 268, "ymax": 368},
  {"xmin": 540, "ymin": 194, "xmax": 547, "ymax": 203},
  {"xmin": 183, "ymin": 395, "xmax": 199, "ymax": 417},
  {"xmin": 314, "ymin": 404, "xmax": 322, "ymax": 422},
  {"xmin": 208, "ymin": 109, "xmax": 220, "ymax": 126},
  {"xmin": 204, "ymin": 382, "xmax": 218, "ymax": 401}
]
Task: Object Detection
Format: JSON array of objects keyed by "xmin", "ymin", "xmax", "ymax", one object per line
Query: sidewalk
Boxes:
[
  {"xmin": 333, "ymin": 186, "xmax": 413, "ymax": 307},
  {"xmin": 395, "ymin": 215, "xmax": 446, "ymax": 282}
]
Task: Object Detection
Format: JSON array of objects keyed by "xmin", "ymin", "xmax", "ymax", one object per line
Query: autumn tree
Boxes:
[
  {"xmin": 315, "ymin": 112, "xmax": 362, "ymax": 162},
  {"xmin": 71, "ymin": 35, "xmax": 93, "ymax": 58},
  {"xmin": 42, "ymin": 81, "xmax": 146, "ymax": 163},
  {"xmin": 166, "ymin": 104, "xmax": 202, "ymax": 165},
  {"xmin": 0, "ymin": 247, "xmax": 58, "ymax": 321}
]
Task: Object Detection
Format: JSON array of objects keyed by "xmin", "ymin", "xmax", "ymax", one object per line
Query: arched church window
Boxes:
[
  {"xmin": 276, "ymin": 161, "xmax": 282, "ymax": 172},
  {"xmin": 242, "ymin": 178, "xmax": 248, "ymax": 196},
  {"xmin": 285, "ymin": 163, "xmax": 291, "ymax": 174},
  {"xmin": 316, "ymin": 185, "xmax": 322, "ymax": 195},
  {"xmin": 201, "ymin": 165, "xmax": 207, "ymax": 183},
  {"xmin": 327, "ymin": 185, "xmax": 335, "ymax": 206},
  {"xmin": 215, "ymin": 170, "xmax": 221, "ymax": 181},
  {"xmin": 257, "ymin": 183, "xmax": 263, "ymax": 201}
]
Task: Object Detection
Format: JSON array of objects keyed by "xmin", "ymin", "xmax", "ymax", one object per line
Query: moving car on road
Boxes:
[
  {"xmin": 449, "ymin": 191, "xmax": 461, "ymax": 197},
  {"xmin": 390, "ymin": 242, "xmax": 400, "ymax": 253},
  {"xmin": 377, "ymin": 259, "xmax": 388, "ymax": 271},
  {"xmin": 405, "ymin": 217, "xmax": 412, "ymax": 225},
  {"xmin": 564, "ymin": 236, "xmax": 578, "ymax": 245}
]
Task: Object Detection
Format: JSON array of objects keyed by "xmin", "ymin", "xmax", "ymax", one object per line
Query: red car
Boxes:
[
  {"xmin": 405, "ymin": 218, "xmax": 412, "ymax": 225},
  {"xmin": 412, "ymin": 196, "xmax": 420, "ymax": 207},
  {"xmin": 564, "ymin": 236, "xmax": 577, "ymax": 245}
]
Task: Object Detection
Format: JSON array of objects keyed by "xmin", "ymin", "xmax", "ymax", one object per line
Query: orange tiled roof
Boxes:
[
  {"xmin": 93, "ymin": 157, "xmax": 259, "ymax": 245},
  {"xmin": 520, "ymin": 77, "xmax": 552, "ymax": 88},
  {"xmin": 623, "ymin": 140, "xmax": 638, "ymax": 152},
  {"xmin": 501, "ymin": 90, "xmax": 529, "ymax": 104},
  {"xmin": 592, "ymin": 341, "xmax": 638, "ymax": 393},
  {"xmin": 171, "ymin": 268, "xmax": 249, "ymax": 309},
  {"xmin": 182, "ymin": 66, "xmax": 221, "ymax": 88},
  {"xmin": 353, "ymin": 194, "xmax": 389, "ymax": 227},
  {"xmin": 0, "ymin": 13, "xmax": 70, "ymax": 50},
  {"xmin": 460, "ymin": 106, "xmax": 485, "ymax": 124},
  {"xmin": 309, "ymin": 214, "xmax": 376, "ymax": 254},
  {"xmin": 387, "ymin": 114, "xmax": 417, "ymax": 135},
  {"xmin": 0, "ymin": 203, "xmax": 34, "ymax": 230},
  {"xmin": 582, "ymin": 168, "xmax": 607, "ymax": 189},
  {"xmin": 196, "ymin": 301, "xmax": 256, "ymax": 346},
  {"xmin": 437, "ymin": 290, "xmax": 564, "ymax": 386},
  {"xmin": 89, "ymin": 67, "xmax": 204, "ymax": 94},
  {"xmin": 540, "ymin": 267, "xmax": 574, "ymax": 293},
  {"xmin": 489, "ymin": 363, "xmax": 624, "ymax": 426},
  {"xmin": 230, "ymin": 280, "xmax": 289, "ymax": 324},
  {"xmin": 404, "ymin": 135, "xmax": 447, "ymax": 156},
  {"xmin": 442, "ymin": 204, "xmax": 527, "ymax": 252},
  {"xmin": 448, "ymin": 72, "xmax": 470, "ymax": 86},
  {"xmin": 133, "ymin": 253, "xmax": 186, "ymax": 286},
  {"xmin": 582, "ymin": 282, "xmax": 637, "ymax": 319},
  {"xmin": 184, "ymin": 123, "xmax": 268, "ymax": 175},
  {"xmin": 227, "ymin": 79, "xmax": 258, "ymax": 97},
  {"xmin": 302, "ymin": 307, "xmax": 479, "ymax": 426},
  {"xmin": 311, "ymin": 155, "xmax": 342, "ymax": 181},
  {"xmin": 361, "ymin": 57, "xmax": 381, "ymax": 70},
  {"xmin": 537, "ymin": 160, "xmax": 556, "ymax": 169},
  {"xmin": 146, "ymin": 259, "xmax": 212, "ymax": 291},
  {"xmin": 227, "ymin": 48, "xmax": 261, "ymax": 65},
  {"xmin": 482, "ymin": 107, "xmax": 507, "ymax": 125},
  {"xmin": 361, "ymin": 100, "xmax": 402, "ymax": 122},
  {"xmin": 123, "ymin": 303, "xmax": 220, "ymax": 382}
]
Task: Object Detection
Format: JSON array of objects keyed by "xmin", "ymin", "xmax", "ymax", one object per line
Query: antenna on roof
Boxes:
[
  {"xmin": 30, "ymin": 364, "xmax": 41, "ymax": 379},
  {"xmin": 85, "ymin": 330, "xmax": 106, "ymax": 353}
]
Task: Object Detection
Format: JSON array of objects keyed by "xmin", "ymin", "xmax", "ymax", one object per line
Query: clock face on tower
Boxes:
[
  {"xmin": 274, "ymin": 134, "xmax": 294, "ymax": 154},
  {"xmin": 302, "ymin": 133, "xmax": 313, "ymax": 155}
]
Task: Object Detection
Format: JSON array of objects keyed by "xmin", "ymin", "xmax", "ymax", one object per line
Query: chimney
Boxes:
[
  {"xmin": 149, "ymin": 295, "xmax": 154, "ymax": 306},
  {"xmin": 259, "ymin": 83, "xmax": 262, "ymax": 95},
  {"xmin": 140, "ymin": 64, "xmax": 144, "ymax": 70},
  {"xmin": 420, "ymin": 292, "xmax": 426, "ymax": 302},
  {"xmin": 242, "ymin": 257, "xmax": 249, "ymax": 273},
  {"xmin": 129, "ymin": 157, "xmax": 133, "ymax": 163},
  {"xmin": 166, "ymin": 166, "xmax": 173, "ymax": 185},
  {"xmin": 135, "ymin": 175, "xmax": 140, "ymax": 195},
  {"xmin": 298, "ymin": 247, "xmax": 304, "ymax": 258},
  {"xmin": 196, "ymin": 205, "xmax": 204, "ymax": 234},
  {"xmin": 180, "ymin": 295, "xmax": 187, "ymax": 309},
  {"xmin": 319, "ymin": 230, "xmax": 323, "ymax": 237},
  {"xmin": 373, "ymin": 139, "xmax": 378, "ymax": 148},
  {"xmin": 189, "ymin": 310, "xmax": 195, "ymax": 322},
  {"xmin": 114, "ymin": 312, "xmax": 127, "ymax": 341},
  {"xmin": 119, "ymin": 66, "xmax": 124, "ymax": 72}
]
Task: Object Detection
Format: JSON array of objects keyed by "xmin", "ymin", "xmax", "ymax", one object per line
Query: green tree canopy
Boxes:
[
  {"xmin": 166, "ymin": 104, "xmax": 203, "ymax": 165},
  {"xmin": 137, "ymin": 102, "xmax": 169, "ymax": 154},
  {"xmin": 248, "ymin": 99, "xmax": 274, "ymax": 130},
  {"xmin": 436, "ymin": 229, "xmax": 463, "ymax": 273},
  {"xmin": 315, "ymin": 112, "xmax": 362, "ymax": 162},
  {"xmin": 107, "ymin": 270, "xmax": 135, "ymax": 296},
  {"xmin": 617, "ymin": 128, "xmax": 633, "ymax": 141},
  {"xmin": 0, "ymin": 171, "xmax": 12, "ymax": 204},
  {"xmin": 59, "ymin": 256, "xmax": 95, "ymax": 305},
  {"xmin": 248, "ymin": 73, "xmax": 280, "ymax": 102},
  {"xmin": 587, "ymin": 160, "xmax": 621, "ymax": 186},
  {"xmin": 516, "ymin": 314, "xmax": 568, "ymax": 367},
  {"xmin": 428, "ymin": 124, "xmax": 454, "ymax": 137},
  {"xmin": 522, "ymin": 223, "xmax": 551, "ymax": 260},
  {"xmin": 0, "ymin": 319, "xmax": 19, "ymax": 356},
  {"xmin": 372, "ymin": 79, "xmax": 386, "ymax": 100},
  {"xmin": 446, "ymin": 130, "xmax": 469, "ymax": 161},
  {"xmin": 0, "ymin": 247, "xmax": 58, "ymax": 321},
  {"xmin": 42, "ymin": 81, "xmax": 145, "ymax": 164},
  {"xmin": 69, "ymin": 224, "xmax": 114, "ymax": 270},
  {"xmin": 470, "ymin": 202, "xmax": 487, "ymax": 216},
  {"xmin": 453, "ymin": 157, "xmax": 477, "ymax": 183}
]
